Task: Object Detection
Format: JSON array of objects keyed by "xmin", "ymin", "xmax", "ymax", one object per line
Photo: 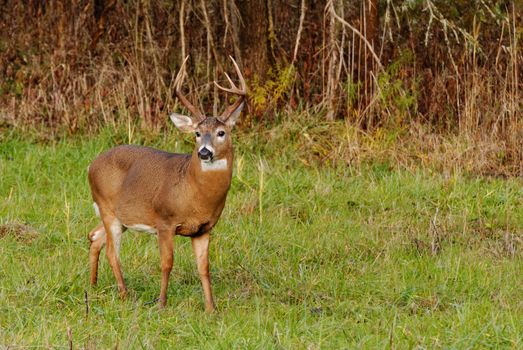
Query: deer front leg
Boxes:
[
  {"xmin": 191, "ymin": 232, "xmax": 215, "ymax": 313},
  {"xmin": 101, "ymin": 215, "xmax": 127, "ymax": 298},
  {"xmin": 88, "ymin": 223, "xmax": 106, "ymax": 285},
  {"xmin": 158, "ymin": 230, "xmax": 174, "ymax": 308}
]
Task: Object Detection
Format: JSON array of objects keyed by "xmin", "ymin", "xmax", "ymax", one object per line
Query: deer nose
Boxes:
[{"xmin": 198, "ymin": 147, "xmax": 213, "ymax": 161}]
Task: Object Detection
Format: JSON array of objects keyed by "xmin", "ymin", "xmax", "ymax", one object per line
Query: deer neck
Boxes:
[{"xmin": 186, "ymin": 148, "xmax": 233, "ymax": 200}]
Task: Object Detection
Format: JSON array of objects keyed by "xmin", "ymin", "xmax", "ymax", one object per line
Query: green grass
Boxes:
[{"xmin": 0, "ymin": 127, "xmax": 522, "ymax": 349}]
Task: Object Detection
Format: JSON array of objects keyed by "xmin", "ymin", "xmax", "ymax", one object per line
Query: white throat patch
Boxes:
[{"xmin": 201, "ymin": 158, "xmax": 228, "ymax": 171}]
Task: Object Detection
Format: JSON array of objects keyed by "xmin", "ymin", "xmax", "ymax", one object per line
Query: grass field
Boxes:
[{"xmin": 0, "ymin": 126, "xmax": 522, "ymax": 349}]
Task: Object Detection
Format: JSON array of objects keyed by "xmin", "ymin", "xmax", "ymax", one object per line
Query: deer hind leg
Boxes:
[
  {"xmin": 191, "ymin": 232, "xmax": 215, "ymax": 313},
  {"xmin": 100, "ymin": 213, "xmax": 128, "ymax": 299},
  {"xmin": 88, "ymin": 223, "xmax": 106, "ymax": 285}
]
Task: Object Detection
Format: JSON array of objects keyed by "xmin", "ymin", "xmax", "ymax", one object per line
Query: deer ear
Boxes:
[
  {"xmin": 225, "ymin": 101, "xmax": 245, "ymax": 128},
  {"xmin": 170, "ymin": 113, "xmax": 197, "ymax": 133}
]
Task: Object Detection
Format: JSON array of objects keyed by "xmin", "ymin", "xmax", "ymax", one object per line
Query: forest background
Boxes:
[{"xmin": 0, "ymin": 0, "xmax": 521, "ymax": 175}]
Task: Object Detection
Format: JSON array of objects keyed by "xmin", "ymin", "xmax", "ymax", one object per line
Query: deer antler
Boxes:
[
  {"xmin": 214, "ymin": 56, "xmax": 247, "ymax": 123},
  {"xmin": 174, "ymin": 56, "xmax": 206, "ymax": 123}
]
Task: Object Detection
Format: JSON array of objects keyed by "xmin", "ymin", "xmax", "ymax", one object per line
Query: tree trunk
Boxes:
[{"xmin": 235, "ymin": 0, "xmax": 270, "ymax": 80}]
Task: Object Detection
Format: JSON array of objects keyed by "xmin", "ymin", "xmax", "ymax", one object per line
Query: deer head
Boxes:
[{"xmin": 170, "ymin": 56, "xmax": 246, "ymax": 164}]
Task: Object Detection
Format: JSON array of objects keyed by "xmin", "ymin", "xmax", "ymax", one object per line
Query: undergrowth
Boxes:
[{"xmin": 3, "ymin": 110, "xmax": 522, "ymax": 178}]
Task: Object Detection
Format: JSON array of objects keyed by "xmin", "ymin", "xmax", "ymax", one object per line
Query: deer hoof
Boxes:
[
  {"xmin": 159, "ymin": 298, "xmax": 167, "ymax": 309},
  {"xmin": 119, "ymin": 289, "xmax": 128, "ymax": 300},
  {"xmin": 205, "ymin": 304, "xmax": 216, "ymax": 314}
]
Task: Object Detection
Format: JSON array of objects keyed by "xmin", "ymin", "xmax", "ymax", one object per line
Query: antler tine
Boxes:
[
  {"xmin": 213, "ymin": 73, "xmax": 239, "ymax": 94},
  {"xmin": 229, "ymin": 55, "xmax": 246, "ymax": 91},
  {"xmin": 173, "ymin": 56, "xmax": 189, "ymax": 88},
  {"xmin": 174, "ymin": 56, "xmax": 205, "ymax": 123},
  {"xmin": 214, "ymin": 56, "xmax": 247, "ymax": 122},
  {"xmin": 224, "ymin": 73, "xmax": 235, "ymax": 87}
]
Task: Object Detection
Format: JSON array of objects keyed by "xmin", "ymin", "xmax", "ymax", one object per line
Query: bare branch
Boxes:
[
  {"xmin": 292, "ymin": 0, "xmax": 307, "ymax": 64},
  {"xmin": 328, "ymin": 0, "xmax": 383, "ymax": 71}
]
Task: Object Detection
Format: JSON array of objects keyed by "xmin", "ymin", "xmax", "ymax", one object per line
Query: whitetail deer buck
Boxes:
[{"xmin": 87, "ymin": 56, "xmax": 246, "ymax": 312}]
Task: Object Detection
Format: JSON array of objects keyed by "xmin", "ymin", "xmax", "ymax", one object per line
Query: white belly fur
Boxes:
[
  {"xmin": 93, "ymin": 202, "xmax": 156, "ymax": 234},
  {"xmin": 93, "ymin": 200, "xmax": 157, "ymax": 236},
  {"xmin": 124, "ymin": 224, "xmax": 157, "ymax": 234}
]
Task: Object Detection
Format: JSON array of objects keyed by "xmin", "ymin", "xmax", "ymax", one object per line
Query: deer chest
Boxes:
[{"xmin": 175, "ymin": 221, "xmax": 213, "ymax": 237}]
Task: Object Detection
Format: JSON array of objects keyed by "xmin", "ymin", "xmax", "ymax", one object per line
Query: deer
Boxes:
[{"xmin": 86, "ymin": 56, "xmax": 246, "ymax": 312}]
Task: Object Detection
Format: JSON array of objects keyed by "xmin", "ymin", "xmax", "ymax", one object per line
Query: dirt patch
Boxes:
[{"xmin": 0, "ymin": 221, "xmax": 39, "ymax": 243}]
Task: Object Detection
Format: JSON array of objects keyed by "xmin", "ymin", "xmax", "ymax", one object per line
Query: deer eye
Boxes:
[
  {"xmin": 195, "ymin": 131, "xmax": 201, "ymax": 137},
  {"xmin": 217, "ymin": 130, "xmax": 225, "ymax": 137}
]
